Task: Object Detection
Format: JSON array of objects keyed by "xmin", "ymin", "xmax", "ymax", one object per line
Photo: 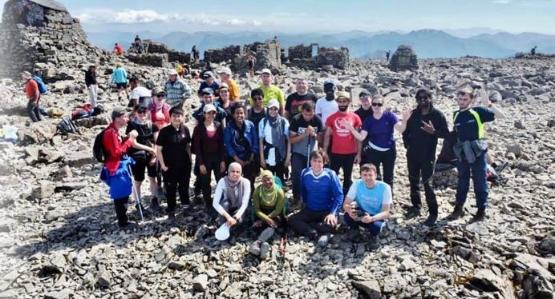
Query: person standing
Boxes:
[
  {"xmin": 156, "ymin": 107, "xmax": 192, "ymax": 221},
  {"xmin": 402, "ymin": 88, "xmax": 449, "ymax": 226},
  {"xmin": 165, "ymin": 70, "xmax": 192, "ymax": 109},
  {"xmin": 85, "ymin": 65, "xmax": 98, "ymax": 107},
  {"xmin": 447, "ymin": 85, "xmax": 503, "ymax": 223},
  {"xmin": 323, "ymin": 91, "xmax": 362, "ymax": 196},
  {"xmin": 354, "ymin": 89, "xmax": 374, "ymax": 124},
  {"xmin": 128, "ymin": 77, "xmax": 152, "ymax": 108},
  {"xmin": 258, "ymin": 69, "xmax": 285, "ymax": 114},
  {"xmin": 247, "ymin": 88, "xmax": 266, "ymax": 128},
  {"xmin": 111, "ymin": 63, "xmax": 128, "ymax": 101},
  {"xmin": 315, "ymin": 80, "xmax": 338, "ymax": 125},
  {"xmin": 149, "ymin": 89, "xmax": 171, "ymax": 130},
  {"xmin": 198, "ymin": 71, "xmax": 220, "ymax": 96},
  {"xmin": 284, "ymin": 78, "xmax": 318, "ymax": 120},
  {"xmin": 259, "ymin": 99, "xmax": 290, "ymax": 183},
  {"xmin": 192, "ymin": 88, "xmax": 227, "ymax": 125},
  {"xmin": 218, "ymin": 67, "xmax": 241, "ymax": 102},
  {"xmin": 22, "ymin": 71, "xmax": 42, "ymax": 122}
]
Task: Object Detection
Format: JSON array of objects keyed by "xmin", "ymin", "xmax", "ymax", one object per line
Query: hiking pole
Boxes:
[
  {"xmin": 128, "ymin": 164, "xmax": 144, "ymax": 221},
  {"xmin": 306, "ymin": 135, "xmax": 312, "ymax": 169}
]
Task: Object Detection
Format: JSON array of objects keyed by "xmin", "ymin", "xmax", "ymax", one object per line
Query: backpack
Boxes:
[
  {"xmin": 32, "ymin": 76, "xmax": 48, "ymax": 94},
  {"xmin": 93, "ymin": 129, "xmax": 107, "ymax": 163},
  {"xmin": 56, "ymin": 116, "xmax": 79, "ymax": 135}
]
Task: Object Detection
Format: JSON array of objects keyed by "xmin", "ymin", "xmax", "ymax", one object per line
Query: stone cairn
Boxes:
[{"xmin": 388, "ymin": 45, "xmax": 418, "ymax": 72}]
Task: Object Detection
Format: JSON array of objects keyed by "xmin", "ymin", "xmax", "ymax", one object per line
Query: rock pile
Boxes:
[{"xmin": 388, "ymin": 44, "xmax": 419, "ymax": 72}]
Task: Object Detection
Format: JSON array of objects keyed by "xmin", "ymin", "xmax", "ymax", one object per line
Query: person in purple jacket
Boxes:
[
  {"xmin": 288, "ymin": 150, "xmax": 343, "ymax": 247},
  {"xmin": 345, "ymin": 95, "xmax": 410, "ymax": 191}
]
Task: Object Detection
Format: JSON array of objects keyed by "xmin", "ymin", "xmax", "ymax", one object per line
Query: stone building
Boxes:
[
  {"xmin": 127, "ymin": 40, "xmax": 192, "ymax": 67},
  {"xmin": 287, "ymin": 44, "xmax": 350, "ymax": 70},
  {"xmin": 388, "ymin": 45, "xmax": 418, "ymax": 72},
  {"xmin": 203, "ymin": 39, "xmax": 282, "ymax": 73},
  {"xmin": 0, "ymin": 0, "xmax": 105, "ymax": 79}
]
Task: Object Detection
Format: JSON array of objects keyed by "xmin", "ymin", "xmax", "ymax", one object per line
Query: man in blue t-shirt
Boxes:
[
  {"xmin": 289, "ymin": 150, "xmax": 343, "ymax": 247},
  {"xmin": 343, "ymin": 163, "xmax": 392, "ymax": 249},
  {"xmin": 447, "ymin": 85, "xmax": 504, "ymax": 223}
]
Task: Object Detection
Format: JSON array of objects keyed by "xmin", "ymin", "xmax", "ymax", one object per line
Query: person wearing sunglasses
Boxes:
[
  {"xmin": 345, "ymin": 95, "xmax": 410, "ymax": 193},
  {"xmin": 402, "ymin": 88, "xmax": 449, "ymax": 226},
  {"xmin": 447, "ymin": 84, "xmax": 504, "ymax": 223},
  {"xmin": 247, "ymin": 88, "xmax": 267, "ymax": 128}
]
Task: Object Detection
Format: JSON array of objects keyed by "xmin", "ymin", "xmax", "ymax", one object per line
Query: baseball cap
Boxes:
[
  {"xmin": 203, "ymin": 103, "xmax": 217, "ymax": 113},
  {"xmin": 336, "ymin": 91, "xmax": 351, "ymax": 101},
  {"xmin": 169, "ymin": 70, "xmax": 178, "ymax": 76},
  {"xmin": 218, "ymin": 67, "xmax": 232, "ymax": 75},
  {"xmin": 219, "ymin": 83, "xmax": 229, "ymax": 90},
  {"xmin": 201, "ymin": 87, "xmax": 214, "ymax": 95},
  {"xmin": 359, "ymin": 89, "xmax": 371, "ymax": 98},
  {"xmin": 267, "ymin": 99, "xmax": 280, "ymax": 109},
  {"xmin": 203, "ymin": 71, "xmax": 214, "ymax": 79},
  {"xmin": 261, "ymin": 68, "xmax": 272, "ymax": 75},
  {"xmin": 323, "ymin": 79, "xmax": 336, "ymax": 87}
]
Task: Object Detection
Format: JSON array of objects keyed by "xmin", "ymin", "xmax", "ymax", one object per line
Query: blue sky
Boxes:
[{"xmin": 3, "ymin": 0, "xmax": 555, "ymax": 34}]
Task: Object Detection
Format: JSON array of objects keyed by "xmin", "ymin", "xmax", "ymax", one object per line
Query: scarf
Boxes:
[
  {"xmin": 258, "ymin": 175, "xmax": 278, "ymax": 209},
  {"xmin": 267, "ymin": 115, "xmax": 286, "ymax": 163},
  {"xmin": 224, "ymin": 176, "xmax": 244, "ymax": 209}
]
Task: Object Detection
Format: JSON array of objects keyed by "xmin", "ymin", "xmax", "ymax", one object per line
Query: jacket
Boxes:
[
  {"xmin": 402, "ymin": 105, "xmax": 449, "ymax": 160},
  {"xmin": 100, "ymin": 156, "xmax": 134, "ymax": 199},
  {"xmin": 223, "ymin": 120, "xmax": 258, "ymax": 161}
]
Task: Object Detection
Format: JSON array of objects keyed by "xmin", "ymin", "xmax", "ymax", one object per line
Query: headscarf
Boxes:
[
  {"xmin": 224, "ymin": 175, "xmax": 244, "ymax": 209},
  {"xmin": 257, "ymin": 170, "xmax": 278, "ymax": 207}
]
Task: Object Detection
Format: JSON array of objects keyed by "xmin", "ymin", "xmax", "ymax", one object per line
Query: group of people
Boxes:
[{"xmin": 93, "ymin": 65, "xmax": 502, "ymax": 250}]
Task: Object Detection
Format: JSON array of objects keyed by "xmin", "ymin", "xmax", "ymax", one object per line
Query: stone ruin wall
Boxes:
[
  {"xmin": 126, "ymin": 40, "xmax": 192, "ymax": 67},
  {"xmin": 287, "ymin": 44, "xmax": 350, "ymax": 70}
]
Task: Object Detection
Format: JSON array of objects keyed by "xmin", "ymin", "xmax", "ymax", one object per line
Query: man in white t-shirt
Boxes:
[
  {"xmin": 343, "ymin": 163, "xmax": 392, "ymax": 249},
  {"xmin": 129, "ymin": 77, "xmax": 152, "ymax": 107},
  {"xmin": 315, "ymin": 80, "xmax": 338, "ymax": 125}
]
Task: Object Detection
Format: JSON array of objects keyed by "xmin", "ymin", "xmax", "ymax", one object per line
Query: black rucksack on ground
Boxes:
[
  {"xmin": 56, "ymin": 116, "xmax": 79, "ymax": 135},
  {"xmin": 93, "ymin": 129, "xmax": 107, "ymax": 163}
]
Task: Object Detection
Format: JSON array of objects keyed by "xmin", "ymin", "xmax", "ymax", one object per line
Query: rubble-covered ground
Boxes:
[{"xmin": 0, "ymin": 57, "xmax": 554, "ymax": 298}]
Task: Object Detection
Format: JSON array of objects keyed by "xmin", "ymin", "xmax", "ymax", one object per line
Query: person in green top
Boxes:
[{"xmin": 256, "ymin": 68, "xmax": 285, "ymax": 114}]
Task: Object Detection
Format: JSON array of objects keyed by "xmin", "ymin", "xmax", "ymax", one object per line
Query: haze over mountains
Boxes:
[{"xmin": 86, "ymin": 29, "xmax": 555, "ymax": 59}]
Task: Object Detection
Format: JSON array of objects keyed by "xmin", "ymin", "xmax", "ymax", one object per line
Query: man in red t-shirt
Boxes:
[
  {"xmin": 323, "ymin": 91, "xmax": 362, "ymax": 195},
  {"xmin": 22, "ymin": 71, "xmax": 42, "ymax": 122}
]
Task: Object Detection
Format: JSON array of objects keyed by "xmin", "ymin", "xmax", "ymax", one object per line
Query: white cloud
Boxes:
[{"xmin": 76, "ymin": 9, "xmax": 261, "ymax": 27}]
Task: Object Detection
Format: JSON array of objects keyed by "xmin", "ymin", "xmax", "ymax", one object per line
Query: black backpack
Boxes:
[
  {"xmin": 56, "ymin": 116, "xmax": 79, "ymax": 135},
  {"xmin": 93, "ymin": 129, "xmax": 107, "ymax": 163}
]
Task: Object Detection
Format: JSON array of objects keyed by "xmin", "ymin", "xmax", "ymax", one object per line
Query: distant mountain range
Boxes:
[{"xmin": 85, "ymin": 29, "xmax": 555, "ymax": 59}]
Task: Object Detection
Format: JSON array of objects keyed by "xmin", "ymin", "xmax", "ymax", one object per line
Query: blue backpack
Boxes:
[{"xmin": 32, "ymin": 76, "xmax": 48, "ymax": 94}]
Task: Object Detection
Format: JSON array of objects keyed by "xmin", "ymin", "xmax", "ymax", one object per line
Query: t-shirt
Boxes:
[
  {"xmin": 453, "ymin": 107, "xmax": 495, "ymax": 141},
  {"xmin": 226, "ymin": 79, "xmax": 241, "ymax": 101},
  {"xmin": 315, "ymin": 97, "xmax": 338, "ymax": 125},
  {"xmin": 198, "ymin": 81, "xmax": 220, "ymax": 95},
  {"xmin": 354, "ymin": 107, "xmax": 373, "ymax": 124},
  {"xmin": 125, "ymin": 120, "xmax": 158, "ymax": 154},
  {"xmin": 346, "ymin": 180, "xmax": 392, "ymax": 216},
  {"xmin": 325, "ymin": 112, "xmax": 362, "ymax": 155},
  {"xmin": 130, "ymin": 86, "xmax": 152, "ymax": 106},
  {"xmin": 362, "ymin": 111, "xmax": 398, "ymax": 150},
  {"xmin": 289, "ymin": 114, "xmax": 323, "ymax": 156},
  {"xmin": 257, "ymin": 85, "xmax": 285, "ymax": 108},
  {"xmin": 25, "ymin": 79, "xmax": 39, "ymax": 101},
  {"xmin": 285, "ymin": 92, "xmax": 318, "ymax": 118},
  {"xmin": 247, "ymin": 107, "xmax": 266, "ymax": 128},
  {"xmin": 156, "ymin": 124, "xmax": 191, "ymax": 167}
]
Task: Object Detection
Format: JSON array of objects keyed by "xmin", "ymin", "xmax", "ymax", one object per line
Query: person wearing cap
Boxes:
[
  {"xmin": 257, "ymin": 69, "xmax": 285, "ymax": 115},
  {"xmin": 218, "ymin": 67, "xmax": 240, "ymax": 102},
  {"xmin": 192, "ymin": 87, "xmax": 227, "ymax": 125},
  {"xmin": 101, "ymin": 108, "xmax": 155, "ymax": 228},
  {"xmin": 198, "ymin": 71, "xmax": 220, "ymax": 97},
  {"xmin": 259, "ymin": 99, "xmax": 291, "ymax": 183},
  {"xmin": 85, "ymin": 65, "xmax": 98, "ymax": 107},
  {"xmin": 128, "ymin": 77, "xmax": 152, "ymax": 108},
  {"xmin": 402, "ymin": 88, "xmax": 449, "ymax": 226},
  {"xmin": 447, "ymin": 84, "xmax": 503, "ymax": 223},
  {"xmin": 323, "ymin": 91, "xmax": 362, "ymax": 196},
  {"xmin": 111, "ymin": 63, "xmax": 128, "ymax": 101},
  {"xmin": 164, "ymin": 70, "xmax": 192, "ymax": 108},
  {"xmin": 354, "ymin": 89, "xmax": 374, "ymax": 124},
  {"xmin": 315, "ymin": 80, "xmax": 339, "ymax": 125},
  {"xmin": 149, "ymin": 89, "xmax": 171, "ymax": 130},
  {"xmin": 156, "ymin": 106, "xmax": 193, "ymax": 221},
  {"xmin": 224, "ymin": 104, "xmax": 259, "ymax": 187},
  {"xmin": 126, "ymin": 105, "xmax": 160, "ymax": 211},
  {"xmin": 247, "ymin": 88, "xmax": 266, "ymax": 128},
  {"xmin": 192, "ymin": 103, "xmax": 226, "ymax": 212},
  {"xmin": 22, "ymin": 71, "xmax": 42, "ymax": 122},
  {"xmin": 346, "ymin": 95, "xmax": 410, "ymax": 194},
  {"xmin": 212, "ymin": 162, "xmax": 251, "ymax": 232},
  {"xmin": 284, "ymin": 78, "xmax": 318, "ymax": 120}
]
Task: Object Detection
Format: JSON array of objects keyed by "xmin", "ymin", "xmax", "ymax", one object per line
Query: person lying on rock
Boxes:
[
  {"xmin": 212, "ymin": 162, "xmax": 252, "ymax": 234},
  {"xmin": 343, "ymin": 163, "xmax": 392, "ymax": 250},
  {"xmin": 289, "ymin": 150, "xmax": 343, "ymax": 247}
]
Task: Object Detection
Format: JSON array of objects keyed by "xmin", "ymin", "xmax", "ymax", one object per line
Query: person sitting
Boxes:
[
  {"xmin": 288, "ymin": 150, "xmax": 343, "ymax": 247},
  {"xmin": 343, "ymin": 163, "xmax": 392, "ymax": 249},
  {"xmin": 212, "ymin": 162, "xmax": 251, "ymax": 235}
]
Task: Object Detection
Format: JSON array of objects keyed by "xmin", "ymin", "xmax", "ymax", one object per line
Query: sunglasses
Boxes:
[
  {"xmin": 371, "ymin": 103, "xmax": 383, "ymax": 107},
  {"xmin": 137, "ymin": 110, "xmax": 147, "ymax": 114}
]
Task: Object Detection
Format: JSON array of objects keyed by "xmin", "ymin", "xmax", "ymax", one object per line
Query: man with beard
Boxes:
[
  {"xmin": 402, "ymin": 88, "xmax": 449, "ymax": 226},
  {"xmin": 323, "ymin": 91, "xmax": 362, "ymax": 196},
  {"xmin": 284, "ymin": 78, "xmax": 318, "ymax": 120}
]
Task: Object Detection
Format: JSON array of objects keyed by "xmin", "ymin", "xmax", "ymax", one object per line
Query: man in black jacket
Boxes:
[{"xmin": 402, "ymin": 88, "xmax": 449, "ymax": 226}]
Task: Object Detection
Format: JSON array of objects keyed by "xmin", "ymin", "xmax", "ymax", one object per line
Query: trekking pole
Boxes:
[
  {"xmin": 128, "ymin": 164, "xmax": 144, "ymax": 221},
  {"xmin": 306, "ymin": 135, "xmax": 312, "ymax": 169}
]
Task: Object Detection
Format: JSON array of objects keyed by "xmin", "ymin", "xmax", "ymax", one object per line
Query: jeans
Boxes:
[
  {"xmin": 113, "ymin": 196, "xmax": 129, "ymax": 226},
  {"xmin": 289, "ymin": 208, "xmax": 335, "ymax": 240},
  {"xmin": 26, "ymin": 101, "xmax": 42, "ymax": 122},
  {"xmin": 407, "ymin": 156, "xmax": 437, "ymax": 215},
  {"xmin": 291, "ymin": 153, "xmax": 308, "ymax": 201},
  {"xmin": 343, "ymin": 213, "xmax": 384, "ymax": 237},
  {"xmin": 163, "ymin": 164, "xmax": 191, "ymax": 213},
  {"xmin": 195, "ymin": 157, "xmax": 223, "ymax": 207},
  {"xmin": 329, "ymin": 153, "xmax": 355, "ymax": 196},
  {"xmin": 363, "ymin": 145, "xmax": 396, "ymax": 191},
  {"xmin": 456, "ymin": 152, "xmax": 488, "ymax": 209}
]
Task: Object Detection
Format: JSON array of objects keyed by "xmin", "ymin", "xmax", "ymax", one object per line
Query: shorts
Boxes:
[
  {"xmin": 116, "ymin": 82, "xmax": 128, "ymax": 89},
  {"xmin": 130, "ymin": 154, "xmax": 158, "ymax": 181}
]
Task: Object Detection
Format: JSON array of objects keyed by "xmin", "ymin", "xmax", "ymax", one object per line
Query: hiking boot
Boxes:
[
  {"xmin": 249, "ymin": 241, "xmax": 261, "ymax": 256},
  {"xmin": 259, "ymin": 242, "xmax": 270, "ymax": 260},
  {"xmin": 167, "ymin": 211, "xmax": 176, "ymax": 222},
  {"xmin": 367, "ymin": 235, "xmax": 380, "ymax": 250},
  {"xmin": 405, "ymin": 206, "xmax": 421, "ymax": 219},
  {"xmin": 447, "ymin": 204, "xmax": 465, "ymax": 221},
  {"xmin": 194, "ymin": 224, "xmax": 209, "ymax": 240},
  {"xmin": 469, "ymin": 208, "xmax": 486, "ymax": 224},
  {"xmin": 423, "ymin": 214, "xmax": 438, "ymax": 227},
  {"xmin": 257, "ymin": 227, "xmax": 275, "ymax": 242},
  {"xmin": 135, "ymin": 204, "xmax": 149, "ymax": 218},
  {"xmin": 150, "ymin": 197, "xmax": 161, "ymax": 211},
  {"xmin": 317, "ymin": 234, "xmax": 330, "ymax": 248},
  {"xmin": 119, "ymin": 221, "xmax": 139, "ymax": 231}
]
